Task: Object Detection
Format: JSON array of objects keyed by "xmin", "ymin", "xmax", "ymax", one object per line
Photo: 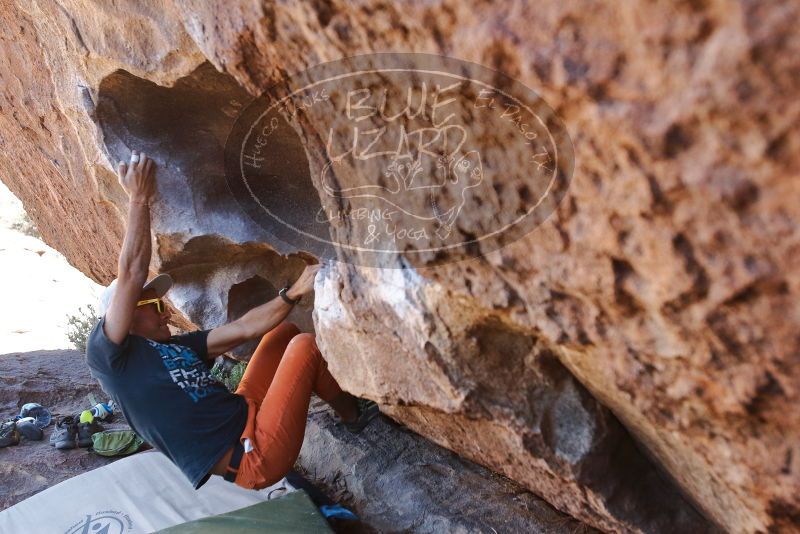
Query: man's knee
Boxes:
[
  {"xmin": 285, "ymin": 333, "xmax": 320, "ymax": 359},
  {"xmin": 278, "ymin": 321, "xmax": 301, "ymax": 336},
  {"xmin": 260, "ymin": 321, "xmax": 300, "ymax": 343}
]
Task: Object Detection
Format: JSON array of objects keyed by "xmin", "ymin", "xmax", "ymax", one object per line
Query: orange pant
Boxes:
[{"xmin": 232, "ymin": 322, "xmax": 343, "ymax": 490}]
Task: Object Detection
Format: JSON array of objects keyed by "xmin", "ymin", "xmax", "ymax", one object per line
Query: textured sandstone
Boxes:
[
  {"xmin": 299, "ymin": 396, "xmax": 596, "ymax": 533},
  {"xmin": 314, "ymin": 262, "xmax": 711, "ymax": 532},
  {"xmin": 0, "ymin": 0, "xmax": 798, "ymax": 532}
]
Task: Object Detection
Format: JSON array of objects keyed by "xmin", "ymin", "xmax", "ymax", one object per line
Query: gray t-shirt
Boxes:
[{"xmin": 86, "ymin": 318, "xmax": 247, "ymax": 489}]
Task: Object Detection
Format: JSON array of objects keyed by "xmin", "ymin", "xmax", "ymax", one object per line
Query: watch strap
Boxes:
[{"xmin": 279, "ymin": 286, "xmax": 300, "ymax": 305}]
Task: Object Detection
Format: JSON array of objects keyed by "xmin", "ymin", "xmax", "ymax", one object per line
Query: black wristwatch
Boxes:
[{"xmin": 279, "ymin": 286, "xmax": 301, "ymax": 305}]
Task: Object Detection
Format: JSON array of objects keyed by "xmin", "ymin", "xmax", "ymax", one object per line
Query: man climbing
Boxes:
[{"xmin": 86, "ymin": 150, "xmax": 379, "ymax": 490}]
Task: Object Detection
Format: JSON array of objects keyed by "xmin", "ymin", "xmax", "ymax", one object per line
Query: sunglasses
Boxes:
[{"xmin": 136, "ymin": 297, "xmax": 165, "ymax": 314}]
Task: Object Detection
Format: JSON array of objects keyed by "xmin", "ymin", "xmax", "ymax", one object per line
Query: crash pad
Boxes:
[
  {"xmin": 0, "ymin": 450, "xmax": 295, "ymax": 533},
  {"xmin": 158, "ymin": 490, "xmax": 332, "ymax": 533}
]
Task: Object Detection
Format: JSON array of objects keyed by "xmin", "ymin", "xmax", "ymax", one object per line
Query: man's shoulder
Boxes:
[
  {"xmin": 86, "ymin": 317, "xmax": 135, "ymax": 370},
  {"xmin": 86, "ymin": 317, "xmax": 105, "ymax": 344},
  {"xmin": 85, "ymin": 318, "xmax": 108, "ymax": 357},
  {"xmin": 167, "ymin": 329, "xmax": 210, "ymax": 350},
  {"xmin": 87, "ymin": 317, "xmax": 114, "ymax": 346},
  {"xmin": 161, "ymin": 329, "xmax": 212, "ymax": 366},
  {"xmin": 167, "ymin": 329, "xmax": 209, "ymax": 342}
]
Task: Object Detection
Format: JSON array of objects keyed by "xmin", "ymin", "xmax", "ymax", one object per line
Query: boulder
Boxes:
[
  {"xmin": 299, "ymin": 396, "xmax": 596, "ymax": 533},
  {"xmin": 315, "ymin": 263, "xmax": 712, "ymax": 532}
]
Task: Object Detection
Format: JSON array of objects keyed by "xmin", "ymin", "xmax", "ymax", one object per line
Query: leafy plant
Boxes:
[
  {"xmin": 11, "ymin": 212, "xmax": 41, "ymax": 239},
  {"xmin": 66, "ymin": 304, "xmax": 100, "ymax": 353},
  {"xmin": 211, "ymin": 360, "xmax": 247, "ymax": 392}
]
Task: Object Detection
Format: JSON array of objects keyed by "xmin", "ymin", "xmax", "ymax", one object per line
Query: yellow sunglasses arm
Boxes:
[{"xmin": 136, "ymin": 298, "xmax": 164, "ymax": 313}]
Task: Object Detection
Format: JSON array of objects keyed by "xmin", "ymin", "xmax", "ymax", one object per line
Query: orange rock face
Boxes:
[{"xmin": 0, "ymin": 1, "xmax": 797, "ymax": 532}]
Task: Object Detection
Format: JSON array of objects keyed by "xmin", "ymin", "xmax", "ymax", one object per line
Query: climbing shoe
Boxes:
[
  {"xmin": 0, "ymin": 421, "xmax": 20, "ymax": 448},
  {"xmin": 49, "ymin": 416, "xmax": 78, "ymax": 449},
  {"xmin": 19, "ymin": 402, "xmax": 52, "ymax": 428},
  {"xmin": 77, "ymin": 419, "xmax": 104, "ymax": 448},
  {"xmin": 16, "ymin": 417, "xmax": 44, "ymax": 441},
  {"xmin": 342, "ymin": 398, "xmax": 380, "ymax": 434}
]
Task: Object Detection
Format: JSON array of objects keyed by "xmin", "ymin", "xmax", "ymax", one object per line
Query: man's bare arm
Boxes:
[
  {"xmin": 103, "ymin": 152, "xmax": 156, "ymax": 344},
  {"xmin": 206, "ymin": 264, "xmax": 320, "ymax": 357}
]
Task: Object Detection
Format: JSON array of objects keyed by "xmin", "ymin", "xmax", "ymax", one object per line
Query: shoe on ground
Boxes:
[
  {"xmin": 19, "ymin": 402, "xmax": 52, "ymax": 429},
  {"xmin": 77, "ymin": 419, "xmax": 103, "ymax": 448},
  {"xmin": 0, "ymin": 421, "xmax": 20, "ymax": 448},
  {"xmin": 342, "ymin": 398, "xmax": 380, "ymax": 434},
  {"xmin": 49, "ymin": 416, "xmax": 78, "ymax": 449},
  {"xmin": 16, "ymin": 417, "xmax": 44, "ymax": 441}
]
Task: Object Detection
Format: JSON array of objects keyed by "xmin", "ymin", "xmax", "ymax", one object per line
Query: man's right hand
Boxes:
[{"xmin": 117, "ymin": 150, "xmax": 156, "ymax": 202}]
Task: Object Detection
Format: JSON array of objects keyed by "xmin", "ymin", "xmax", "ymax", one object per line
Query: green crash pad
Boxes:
[{"xmin": 157, "ymin": 490, "xmax": 333, "ymax": 533}]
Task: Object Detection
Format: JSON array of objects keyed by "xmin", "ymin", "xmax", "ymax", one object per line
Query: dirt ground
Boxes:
[{"xmin": 0, "ymin": 348, "xmax": 133, "ymax": 510}]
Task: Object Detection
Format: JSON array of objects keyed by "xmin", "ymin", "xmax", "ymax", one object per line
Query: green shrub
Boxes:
[
  {"xmin": 11, "ymin": 212, "xmax": 41, "ymax": 239},
  {"xmin": 66, "ymin": 304, "xmax": 100, "ymax": 353},
  {"xmin": 211, "ymin": 360, "xmax": 247, "ymax": 392}
]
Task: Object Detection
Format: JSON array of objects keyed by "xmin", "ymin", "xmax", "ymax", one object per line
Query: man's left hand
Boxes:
[{"xmin": 287, "ymin": 264, "xmax": 321, "ymax": 301}]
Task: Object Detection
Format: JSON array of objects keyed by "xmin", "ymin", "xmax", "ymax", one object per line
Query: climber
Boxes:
[{"xmin": 85, "ymin": 150, "xmax": 379, "ymax": 491}]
